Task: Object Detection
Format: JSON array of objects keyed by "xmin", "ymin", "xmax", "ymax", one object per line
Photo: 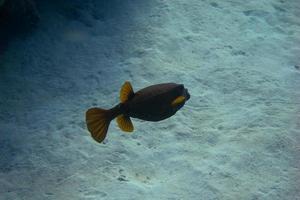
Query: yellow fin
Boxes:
[
  {"xmin": 86, "ymin": 108, "xmax": 111, "ymax": 143},
  {"xmin": 120, "ymin": 81, "xmax": 134, "ymax": 103},
  {"xmin": 171, "ymin": 96, "xmax": 185, "ymax": 107},
  {"xmin": 117, "ymin": 114, "xmax": 134, "ymax": 132}
]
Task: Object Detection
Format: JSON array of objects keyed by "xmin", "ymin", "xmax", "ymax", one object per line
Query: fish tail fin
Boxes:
[
  {"xmin": 86, "ymin": 107, "xmax": 113, "ymax": 143},
  {"xmin": 120, "ymin": 81, "xmax": 134, "ymax": 103}
]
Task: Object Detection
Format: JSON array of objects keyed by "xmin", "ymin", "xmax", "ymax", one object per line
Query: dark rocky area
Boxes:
[{"xmin": 0, "ymin": 0, "xmax": 39, "ymax": 51}]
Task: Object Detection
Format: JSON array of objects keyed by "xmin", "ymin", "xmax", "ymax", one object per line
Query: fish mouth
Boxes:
[{"xmin": 184, "ymin": 88, "xmax": 190, "ymax": 100}]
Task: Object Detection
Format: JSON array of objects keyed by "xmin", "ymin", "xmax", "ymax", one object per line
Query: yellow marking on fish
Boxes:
[{"xmin": 171, "ymin": 96, "xmax": 185, "ymax": 107}]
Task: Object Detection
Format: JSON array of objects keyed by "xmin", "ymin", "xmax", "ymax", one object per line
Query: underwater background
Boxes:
[{"xmin": 0, "ymin": 0, "xmax": 299, "ymax": 199}]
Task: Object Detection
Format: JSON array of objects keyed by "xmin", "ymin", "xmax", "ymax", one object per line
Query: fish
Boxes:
[{"xmin": 85, "ymin": 81, "xmax": 190, "ymax": 143}]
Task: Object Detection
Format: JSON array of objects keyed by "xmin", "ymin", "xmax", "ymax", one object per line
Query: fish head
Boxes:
[
  {"xmin": 184, "ymin": 88, "xmax": 190, "ymax": 100},
  {"xmin": 176, "ymin": 84, "xmax": 190, "ymax": 101},
  {"xmin": 179, "ymin": 84, "xmax": 190, "ymax": 101}
]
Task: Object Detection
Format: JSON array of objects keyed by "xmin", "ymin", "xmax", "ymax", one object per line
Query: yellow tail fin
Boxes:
[
  {"xmin": 120, "ymin": 81, "xmax": 134, "ymax": 103},
  {"xmin": 117, "ymin": 114, "xmax": 134, "ymax": 132},
  {"xmin": 86, "ymin": 108, "xmax": 111, "ymax": 143}
]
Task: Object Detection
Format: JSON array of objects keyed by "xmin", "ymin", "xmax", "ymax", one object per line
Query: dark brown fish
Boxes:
[{"xmin": 86, "ymin": 81, "xmax": 190, "ymax": 143}]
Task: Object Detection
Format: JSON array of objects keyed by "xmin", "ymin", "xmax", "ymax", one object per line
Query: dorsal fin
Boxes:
[{"xmin": 120, "ymin": 81, "xmax": 134, "ymax": 103}]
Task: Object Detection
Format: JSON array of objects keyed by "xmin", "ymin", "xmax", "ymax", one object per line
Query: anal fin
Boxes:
[{"xmin": 117, "ymin": 114, "xmax": 134, "ymax": 132}]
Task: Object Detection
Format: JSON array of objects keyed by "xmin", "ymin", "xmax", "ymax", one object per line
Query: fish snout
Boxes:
[{"xmin": 185, "ymin": 89, "xmax": 190, "ymax": 100}]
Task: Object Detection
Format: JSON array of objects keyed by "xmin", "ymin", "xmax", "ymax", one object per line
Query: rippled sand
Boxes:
[{"xmin": 0, "ymin": 0, "xmax": 299, "ymax": 199}]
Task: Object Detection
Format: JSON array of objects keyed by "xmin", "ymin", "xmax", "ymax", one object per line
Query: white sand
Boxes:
[{"xmin": 0, "ymin": 0, "xmax": 299, "ymax": 199}]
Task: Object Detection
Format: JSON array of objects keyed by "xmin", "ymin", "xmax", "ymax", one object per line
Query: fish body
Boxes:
[
  {"xmin": 86, "ymin": 82, "xmax": 190, "ymax": 143},
  {"xmin": 124, "ymin": 83, "xmax": 189, "ymax": 121}
]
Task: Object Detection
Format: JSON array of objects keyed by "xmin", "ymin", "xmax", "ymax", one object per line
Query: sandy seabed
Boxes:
[{"xmin": 0, "ymin": 0, "xmax": 299, "ymax": 199}]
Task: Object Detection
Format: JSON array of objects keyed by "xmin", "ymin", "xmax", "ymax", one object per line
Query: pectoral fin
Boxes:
[
  {"xmin": 117, "ymin": 114, "xmax": 134, "ymax": 132},
  {"xmin": 171, "ymin": 96, "xmax": 185, "ymax": 107}
]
